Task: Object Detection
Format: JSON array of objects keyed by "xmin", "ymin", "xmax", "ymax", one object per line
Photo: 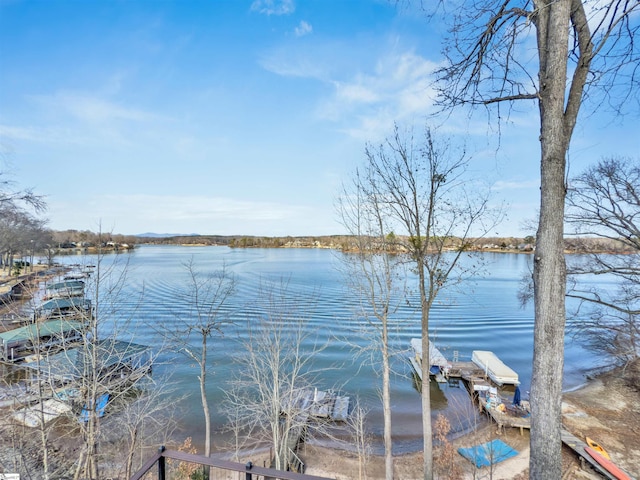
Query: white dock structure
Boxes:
[
  {"xmin": 409, "ymin": 338, "xmax": 451, "ymax": 381},
  {"xmin": 471, "ymin": 350, "xmax": 519, "ymax": 386}
]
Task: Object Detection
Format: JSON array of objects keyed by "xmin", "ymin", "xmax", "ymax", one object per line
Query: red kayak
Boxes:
[{"xmin": 584, "ymin": 446, "xmax": 631, "ymax": 480}]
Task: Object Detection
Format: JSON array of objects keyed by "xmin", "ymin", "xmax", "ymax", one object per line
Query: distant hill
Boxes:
[{"xmin": 136, "ymin": 232, "xmax": 200, "ymax": 238}]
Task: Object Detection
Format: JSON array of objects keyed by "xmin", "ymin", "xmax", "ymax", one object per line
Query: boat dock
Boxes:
[
  {"xmin": 409, "ymin": 343, "xmax": 530, "ymax": 434},
  {"xmin": 447, "ymin": 362, "xmax": 531, "ymax": 434},
  {"xmin": 278, "ymin": 388, "xmax": 351, "ymax": 473}
]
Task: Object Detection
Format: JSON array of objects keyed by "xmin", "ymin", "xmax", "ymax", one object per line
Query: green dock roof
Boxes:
[{"xmin": 0, "ymin": 320, "xmax": 85, "ymax": 343}]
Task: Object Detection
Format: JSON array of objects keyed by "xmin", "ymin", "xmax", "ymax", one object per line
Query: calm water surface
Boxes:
[{"xmin": 59, "ymin": 245, "xmax": 604, "ymax": 453}]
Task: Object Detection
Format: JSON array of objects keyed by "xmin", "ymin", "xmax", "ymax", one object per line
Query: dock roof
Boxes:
[
  {"xmin": 38, "ymin": 297, "xmax": 91, "ymax": 311},
  {"xmin": 0, "ymin": 320, "xmax": 85, "ymax": 343},
  {"xmin": 20, "ymin": 339, "xmax": 152, "ymax": 380}
]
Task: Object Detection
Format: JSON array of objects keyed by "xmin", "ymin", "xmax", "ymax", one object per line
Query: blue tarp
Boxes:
[
  {"xmin": 80, "ymin": 393, "xmax": 109, "ymax": 423},
  {"xmin": 458, "ymin": 439, "xmax": 518, "ymax": 468}
]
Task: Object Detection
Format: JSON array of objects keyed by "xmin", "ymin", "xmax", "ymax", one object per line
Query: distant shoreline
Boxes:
[{"xmin": 136, "ymin": 235, "xmax": 633, "ymax": 255}]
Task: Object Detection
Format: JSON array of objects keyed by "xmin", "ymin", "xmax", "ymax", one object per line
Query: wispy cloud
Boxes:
[
  {"xmin": 48, "ymin": 193, "xmax": 327, "ymax": 235},
  {"xmin": 250, "ymin": 0, "xmax": 295, "ymax": 16},
  {"xmin": 0, "ymin": 124, "xmax": 95, "ymax": 146},
  {"xmin": 294, "ymin": 20, "xmax": 312, "ymax": 37},
  {"xmin": 30, "ymin": 92, "xmax": 160, "ymax": 124},
  {"xmin": 323, "ymin": 51, "xmax": 439, "ymax": 140},
  {"xmin": 261, "ymin": 42, "xmax": 439, "ymax": 141},
  {"xmin": 260, "ymin": 54, "xmax": 328, "ymax": 80},
  {"xmin": 0, "ymin": 125, "xmax": 39, "ymax": 142},
  {"xmin": 94, "ymin": 194, "xmax": 310, "ymax": 222},
  {"xmin": 492, "ymin": 179, "xmax": 539, "ymax": 191}
]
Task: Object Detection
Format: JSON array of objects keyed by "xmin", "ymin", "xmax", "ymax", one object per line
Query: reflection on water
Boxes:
[{"xmin": 45, "ymin": 245, "xmax": 606, "ymax": 453}]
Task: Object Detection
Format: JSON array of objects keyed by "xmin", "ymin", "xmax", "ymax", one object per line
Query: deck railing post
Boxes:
[
  {"xmin": 158, "ymin": 446, "xmax": 166, "ymax": 480},
  {"xmin": 245, "ymin": 461, "xmax": 253, "ymax": 480}
]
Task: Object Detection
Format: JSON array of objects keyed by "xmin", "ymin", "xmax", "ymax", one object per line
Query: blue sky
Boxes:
[{"xmin": 1, "ymin": 0, "xmax": 637, "ymax": 237}]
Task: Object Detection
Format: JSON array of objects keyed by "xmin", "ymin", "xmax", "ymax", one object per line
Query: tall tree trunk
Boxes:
[
  {"xmin": 531, "ymin": 1, "xmax": 571, "ymax": 477},
  {"xmin": 382, "ymin": 326, "xmax": 393, "ymax": 480},
  {"xmin": 200, "ymin": 335, "xmax": 211, "ymax": 479},
  {"xmin": 420, "ymin": 269, "xmax": 432, "ymax": 480},
  {"xmin": 125, "ymin": 426, "xmax": 138, "ymax": 479},
  {"xmin": 201, "ymin": 335, "xmax": 210, "ymax": 458}
]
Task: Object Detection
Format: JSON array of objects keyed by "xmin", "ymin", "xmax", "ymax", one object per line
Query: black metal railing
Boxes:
[{"xmin": 130, "ymin": 446, "xmax": 333, "ymax": 480}]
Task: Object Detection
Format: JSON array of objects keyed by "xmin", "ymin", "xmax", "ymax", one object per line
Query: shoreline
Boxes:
[
  {"xmin": 0, "ymin": 356, "xmax": 636, "ymax": 479},
  {"xmin": 296, "ymin": 360, "xmax": 639, "ymax": 480}
]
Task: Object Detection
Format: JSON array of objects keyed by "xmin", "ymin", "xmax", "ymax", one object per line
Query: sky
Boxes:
[{"xmin": 1, "ymin": 0, "xmax": 638, "ymax": 237}]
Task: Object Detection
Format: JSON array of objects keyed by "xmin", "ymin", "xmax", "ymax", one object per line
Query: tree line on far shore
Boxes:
[{"xmin": 133, "ymin": 233, "xmax": 636, "ymax": 254}]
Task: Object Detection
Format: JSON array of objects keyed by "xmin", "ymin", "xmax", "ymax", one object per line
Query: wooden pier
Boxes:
[
  {"xmin": 409, "ymin": 344, "xmax": 530, "ymax": 435},
  {"xmin": 477, "ymin": 397, "xmax": 531, "ymax": 435},
  {"xmin": 444, "ymin": 361, "xmax": 531, "ymax": 434}
]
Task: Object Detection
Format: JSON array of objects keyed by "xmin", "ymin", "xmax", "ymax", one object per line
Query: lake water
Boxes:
[{"xmin": 57, "ymin": 245, "xmax": 604, "ymax": 453}]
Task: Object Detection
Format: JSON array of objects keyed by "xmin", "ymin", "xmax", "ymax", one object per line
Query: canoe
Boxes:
[
  {"xmin": 586, "ymin": 437, "xmax": 610, "ymax": 460},
  {"xmin": 584, "ymin": 446, "xmax": 631, "ymax": 480}
]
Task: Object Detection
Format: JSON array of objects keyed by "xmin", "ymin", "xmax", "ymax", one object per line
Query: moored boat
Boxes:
[
  {"xmin": 471, "ymin": 350, "xmax": 519, "ymax": 386},
  {"xmin": 409, "ymin": 337, "xmax": 451, "ymax": 381}
]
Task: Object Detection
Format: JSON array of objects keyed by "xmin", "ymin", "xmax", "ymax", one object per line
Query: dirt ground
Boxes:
[
  {"xmin": 302, "ymin": 361, "xmax": 640, "ymax": 480},
  {"xmin": 560, "ymin": 360, "xmax": 640, "ymax": 479}
]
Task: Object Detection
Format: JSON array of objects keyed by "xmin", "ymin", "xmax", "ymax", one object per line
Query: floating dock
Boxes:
[
  {"xmin": 280, "ymin": 388, "xmax": 350, "ymax": 422},
  {"xmin": 278, "ymin": 388, "xmax": 351, "ymax": 472}
]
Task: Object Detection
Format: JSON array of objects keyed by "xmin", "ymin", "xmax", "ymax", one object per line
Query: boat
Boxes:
[
  {"xmin": 471, "ymin": 350, "xmax": 519, "ymax": 386},
  {"xmin": 586, "ymin": 437, "xmax": 610, "ymax": 460},
  {"xmin": 409, "ymin": 338, "xmax": 451, "ymax": 381},
  {"xmin": 585, "ymin": 446, "xmax": 631, "ymax": 480}
]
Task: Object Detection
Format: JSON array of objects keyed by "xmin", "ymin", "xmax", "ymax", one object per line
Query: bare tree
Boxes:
[
  {"xmin": 0, "ymin": 210, "xmax": 47, "ymax": 274},
  {"xmin": 345, "ymin": 400, "xmax": 371, "ymax": 480},
  {"xmin": 20, "ymin": 235, "xmax": 160, "ymax": 480},
  {"xmin": 163, "ymin": 258, "xmax": 236, "ymax": 462},
  {"xmin": 566, "ymin": 156, "xmax": 640, "ymax": 363},
  {"xmin": 0, "ymin": 242, "xmax": 162, "ymax": 479},
  {"xmin": 355, "ymin": 125, "xmax": 501, "ymax": 479},
  {"xmin": 338, "ymin": 166, "xmax": 409, "ymax": 480},
  {"xmin": 109, "ymin": 377, "xmax": 182, "ymax": 479},
  {"xmin": 430, "ymin": 1, "xmax": 640, "ymax": 477},
  {"xmin": 0, "ymin": 169, "xmax": 47, "ymax": 272},
  {"xmin": 223, "ymin": 280, "xmax": 331, "ymax": 472},
  {"xmin": 0, "ymin": 170, "xmax": 46, "ymax": 213}
]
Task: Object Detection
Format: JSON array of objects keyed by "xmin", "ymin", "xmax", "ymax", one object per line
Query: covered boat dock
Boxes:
[{"xmin": 0, "ymin": 319, "xmax": 86, "ymax": 362}]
